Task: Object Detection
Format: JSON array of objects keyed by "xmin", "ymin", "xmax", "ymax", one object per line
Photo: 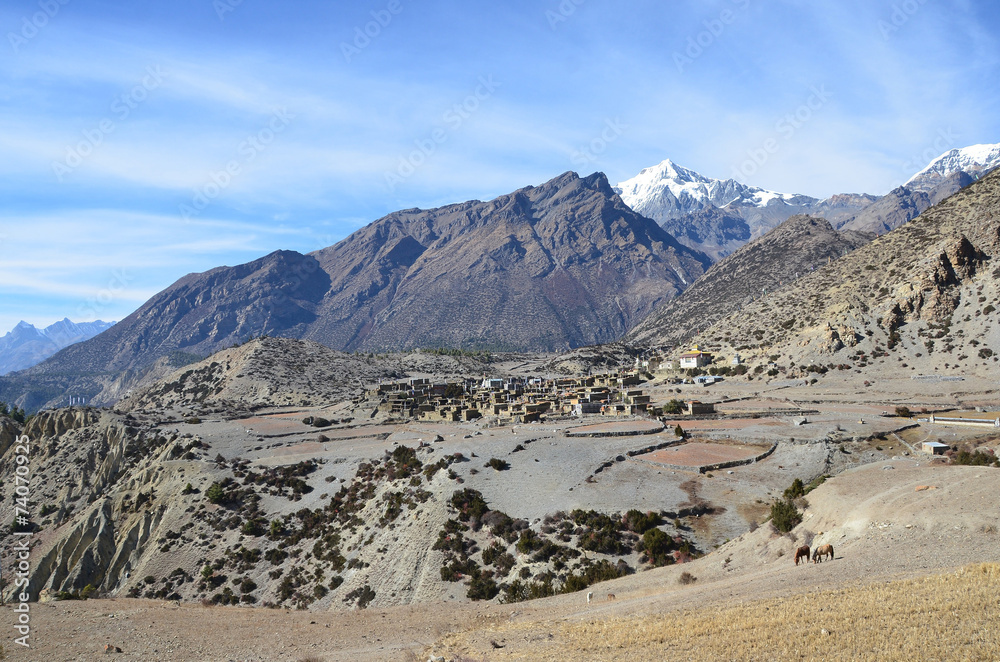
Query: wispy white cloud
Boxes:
[{"xmin": 1, "ymin": 0, "xmax": 998, "ymax": 330}]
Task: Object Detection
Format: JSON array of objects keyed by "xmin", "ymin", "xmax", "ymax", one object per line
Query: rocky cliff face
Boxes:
[
  {"xmin": 838, "ymin": 172, "xmax": 974, "ymax": 236},
  {"xmin": 0, "ymin": 407, "xmax": 170, "ymax": 599}
]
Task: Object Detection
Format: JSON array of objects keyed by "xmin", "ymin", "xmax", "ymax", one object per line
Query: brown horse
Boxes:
[
  {"xmin": 812, "ymin": 544, "xmax": 834, "ymax": 563},
  {"xmin": 794, "ymin": 545, "xmax": 811, "ymax": 565}
]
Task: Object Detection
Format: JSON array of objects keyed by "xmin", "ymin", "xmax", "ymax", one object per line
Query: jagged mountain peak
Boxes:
[{"xmin": 614, "ymin": 158, "xmax": 813, "ymax": 223}]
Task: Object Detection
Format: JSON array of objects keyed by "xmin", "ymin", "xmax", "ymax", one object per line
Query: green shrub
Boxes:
[
  {"xmin": 205, "ymin": 482, "xmax": 226, "ymax": 504},
  {"xmin": 953, "ymin": 449, "xmax": 999, "ymax": 467},
  {"xmin": 663, "ymin": 399, "xmax": 685, "ymax": 414},
  {"xmin": 624, "ymin": 509, "xmax": 662, "ymax": 534},
  {"xmin": 639, "ymin": 528, "xmax": 675, "ymax": 567},
  {"xmin": 343, "ymin": 585, "xmax": 376, "ymax": 609},
  {"xmin": 783, "ymin": 478, "xmax": 805, "ymax": 500},
  {"xmin": 770, "ymin": 499, "xmax": 801, "ymax": 533},
  {"xmin": 466, "ymin": 574, "xmax": 499, "ymax": 601},
  {"xmin": 486, "ymin": 458, "xmax": 509, "ymax": 471},
  {"xmin": 451, "ymin": 489, "xmax": 489, "ymax": 522}
]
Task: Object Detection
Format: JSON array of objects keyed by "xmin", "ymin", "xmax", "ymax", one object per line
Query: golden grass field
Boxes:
[{"xmin": 436, "ymin": 563, "xmax": 1000, "ymax": 661}]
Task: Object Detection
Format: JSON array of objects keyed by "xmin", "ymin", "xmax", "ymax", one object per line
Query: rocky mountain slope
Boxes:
[
  {"xmin": 0, "ymin": 318, "xmax": 114, "ymax": 375},
  {"xmin": 679, "ymin": 168, "xmax": 1000, "ymax": 379},
  {"xmin": 305, "ymin": 171, "xmax": 707, "ymax": 352},
  {"xmin": 628, "ymin": 215, "xmax": 873, "ymax": 348},
  {"xmin": 0, "ymin": 172, "xmax": 708, "ymax": 410},
  {"xmin": 116, "ymin": 336, "xmax": 501, "ymax": 414},
  {"xmin": 838, "ymin": 171, "xmax": 974, "ymax": 236}
]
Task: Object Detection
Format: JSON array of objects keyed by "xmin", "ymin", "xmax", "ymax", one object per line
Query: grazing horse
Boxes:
[
  {"xmin": 794, "ymin": 545, "xmax": 811, "ymax": 565},
  {"xmin": 813, "ymin": 544, "xmax": 834, "ymax": 563}
]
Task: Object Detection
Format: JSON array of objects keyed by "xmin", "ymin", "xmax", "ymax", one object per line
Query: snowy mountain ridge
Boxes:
[
  {"xmin": 0, "ymin": 318, "xmax": 115, "ymax": 375},
  {"xmin": 905, "ymin": 143, "xmax": 1000, "ymax": 191},
  {"xmin": 613, "ymin": 158, "xmax": 816, "ymax": 222}
]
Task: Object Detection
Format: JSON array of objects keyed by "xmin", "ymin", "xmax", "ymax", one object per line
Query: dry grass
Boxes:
[{"xmin": 437, "ymin": 564, "xmax": 1000, "ymax": 661}]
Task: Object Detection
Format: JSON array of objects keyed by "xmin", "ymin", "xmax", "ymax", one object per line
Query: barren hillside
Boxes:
[
  {"xmin": 629, "ymin": 215, "xmax": 873, "ymax": 348},
  {"xmin": 674, "ymin": 168, "xmax": 1000, "ymax": 381}
]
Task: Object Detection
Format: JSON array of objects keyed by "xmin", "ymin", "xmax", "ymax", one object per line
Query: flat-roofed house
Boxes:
[{"xmin": 679, "ymin": 347, "xmax": 713, "ymax": 369}]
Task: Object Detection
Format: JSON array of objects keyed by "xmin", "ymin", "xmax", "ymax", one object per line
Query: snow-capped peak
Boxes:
[
  {"xmin": 906, "ymin": 143, "xmax": 1000, "ymax": 187},
  {"xmin": 614, "ymin": 158, "xmax": 808, "ymax": 223}
]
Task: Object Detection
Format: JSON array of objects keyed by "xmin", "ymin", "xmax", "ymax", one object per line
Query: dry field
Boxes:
[
  {"xmin": 435, "ymin": 563, "xmax": 1000, "ymax": 661},
  {"xmin": 636, "ymin": 441, "xmax": 764, "ymax": 469}
]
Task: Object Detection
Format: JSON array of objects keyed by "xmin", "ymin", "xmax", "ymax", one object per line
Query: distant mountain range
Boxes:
[
  {"xmin": 1, "ymin": 142, "xmax": 997, "ymax": 411},
  {"xmin": 0, "ymin": 319, "xmax": 114, "ymax": 375},
  {"xmin": 0, "ymin": 172, "xmax": 709, "ymax": 410},
  {"xmin": 615, "ymin": 143, "xmax": 1000, "ymax": 259}
]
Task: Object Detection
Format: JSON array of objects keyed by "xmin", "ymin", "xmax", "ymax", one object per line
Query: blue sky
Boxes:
[{"xmin": 1, "ymin": 0, "xmax": 998, "ymax": 333}]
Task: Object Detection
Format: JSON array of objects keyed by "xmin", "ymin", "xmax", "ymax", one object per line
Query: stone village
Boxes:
[{"xmin": 363, "ymin": 346, "xmax": 723, "ymax": 424}]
